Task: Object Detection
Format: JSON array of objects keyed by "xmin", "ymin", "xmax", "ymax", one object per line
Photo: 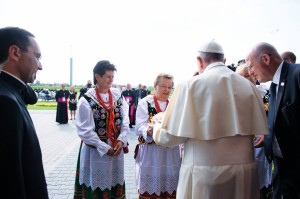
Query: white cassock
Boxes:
[{"xmin": 153, "ymin": 62, "xmax": 269, "ymax": 199}]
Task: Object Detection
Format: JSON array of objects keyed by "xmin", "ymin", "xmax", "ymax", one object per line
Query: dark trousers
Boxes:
[
  {"xmin": 275, "ymin": 156, "xmax": 300, "ymax": 199},
  {"xmin": 272, "ymin": 157, "xmax": 282, "ymax": 199}
]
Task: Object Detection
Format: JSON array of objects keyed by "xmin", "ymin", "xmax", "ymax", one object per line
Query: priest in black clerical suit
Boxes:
[
  {"xmin": 0, "ymin": 71, "xmax": 48, "ymax": 198},
  {"xmin": 0, "ymin": 26, "xmax": 48, "ymax": 199},
  {"xmin": 55, "ymin": 84, "xmax": 70, "ymax": 124},
  {"xmin": 122, "ymin": 83, "xmax": 135, "ymax": 128}
]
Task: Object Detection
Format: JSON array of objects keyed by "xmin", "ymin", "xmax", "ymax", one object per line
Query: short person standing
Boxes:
[
  {"xmin": 69, "ymin": 85, "xmax": 77, "ymax": 120},
  {"xmin": 135, "ymin": 73, "xmax": 181, "ymax": 198}
]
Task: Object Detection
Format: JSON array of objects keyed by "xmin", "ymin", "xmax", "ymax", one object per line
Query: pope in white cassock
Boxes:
[{"xmin": 152, "ymin": 40, "xmax": 269, "ymax": 199}]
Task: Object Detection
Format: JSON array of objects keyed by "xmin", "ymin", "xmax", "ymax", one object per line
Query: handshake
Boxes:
[{"xmin": 150, "ymin": 112, "xmax": 165, "ymax": 124}]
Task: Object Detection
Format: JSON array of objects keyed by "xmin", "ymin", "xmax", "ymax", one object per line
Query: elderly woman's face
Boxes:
[{"xmin": 241, "ymin": 70, "xmax": 256, "ymax": 85}]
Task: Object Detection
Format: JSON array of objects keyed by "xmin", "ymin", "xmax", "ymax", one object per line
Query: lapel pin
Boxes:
[{"xmin": 280, "ymin": 82, "xmax": 284, "ymax": 86}]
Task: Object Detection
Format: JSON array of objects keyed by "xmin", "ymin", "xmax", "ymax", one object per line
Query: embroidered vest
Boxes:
[{"xmin": 84, "ymin": 95, "xmax": 123, "ymax": 143}]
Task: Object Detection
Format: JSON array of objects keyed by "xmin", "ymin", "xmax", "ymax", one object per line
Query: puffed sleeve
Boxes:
[
  {"xmin": 75, "ymin": 98, "xmax": 111, "ymax": 157},
  {"xmin": 135, "ymin": 98, "xmax": 154, "ymax": 143}
]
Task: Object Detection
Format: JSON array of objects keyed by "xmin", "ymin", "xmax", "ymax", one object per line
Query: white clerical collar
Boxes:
[
  {"xmin": 272, "ymin": 61, "xmax": 283, "ymax": 85},
  {"xmin": 204, "ymin": 62, "xmax": 225, "ymax": 73}
]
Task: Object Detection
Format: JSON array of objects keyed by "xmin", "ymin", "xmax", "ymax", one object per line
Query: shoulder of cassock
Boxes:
[{"xmin": 161, "ymin": 65, "xmax": 269, "ymax": 140}]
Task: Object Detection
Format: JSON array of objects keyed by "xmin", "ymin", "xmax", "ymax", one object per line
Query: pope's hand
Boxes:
[{"xmin": 152, "ymin": 112, "xmax": 165, "ymax": 124}]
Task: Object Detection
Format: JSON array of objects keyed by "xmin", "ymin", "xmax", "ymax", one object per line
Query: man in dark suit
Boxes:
[
  {"xmin": 135, "ymin": 83, "xmax": 147, "ymax": 106},
  {"xmin": 122, "ymin": 83, "xmax": 135, "ymax": 128},
  {"xmin": 79, "ymin": 79, "xmax": 93, "ymax": 99},
  {"xmin": 281, "ymin": 51, "xmax": 296, "ymax": 64},
  {"xmin": 0, "ymin": 27, "xmax": 48, "ymax": 198},
  {"xmin": 246, "ymin": 42, "xmax": 300, "ymax": 198},
  {"xmin": 142, "ymin": 85, "xmax": 151, "ymax": 95}
]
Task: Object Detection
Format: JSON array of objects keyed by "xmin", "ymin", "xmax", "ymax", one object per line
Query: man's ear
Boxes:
[
  {"xmin": 9, "ymin": 45, "xmax": 22, "ymax": 62},
  {"xmin": 261, "ymin": 53, "xmax": 271, "ymax": 65},
  {"xmin": 197, "ymin": 56, "xmax": 204, "ymax": 73}
]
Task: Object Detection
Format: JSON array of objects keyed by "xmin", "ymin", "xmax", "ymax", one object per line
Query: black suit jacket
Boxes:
[
  {"xmin": 0, "ymin": 72, "xmax": 48, "ymax": 199},
  {"xmin": 134, "ymin": 89, "xmax": 147, "ymax": 106},
  {"xmin": 273, "ymin": 61, "xmax": 300, "ymax": 191}
]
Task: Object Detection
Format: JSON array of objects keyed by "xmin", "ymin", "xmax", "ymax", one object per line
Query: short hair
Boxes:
[
  {"xmin": 198, "ymin": 52, "xmax": 224, "ymax": 63},
  {"xmin": 281, "ymin": 51, "xmax": 296, "ymax": 63},
  {"xmin": 255, "ymin": 42, "xmax": 280, "ymax": 59},
  {"xmin": 154, "ymin": 73, "xmax": 174, "ymax": 87},
  {"xmin": 235, "ymin": 63, "xmax": 248, "ymax": 75},
  {"xmin": 93, "ymin": 60, "xmax": 117, "ymax": 85},
  {"xmin": 0, "ymin": 27, "xmax": 34, "ymax": 64}
]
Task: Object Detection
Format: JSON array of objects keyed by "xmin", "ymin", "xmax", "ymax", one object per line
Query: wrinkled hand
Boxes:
[{"xmin": 253, "ymin": 135, "xmax": 264, "ymax": 148}]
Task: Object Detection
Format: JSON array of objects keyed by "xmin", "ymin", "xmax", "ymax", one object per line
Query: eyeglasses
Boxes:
[
  {"xmin": 247, "ymin": 63, "xmax": 255, "ymax": 73},
  {"xmin": 247, "ymin": 54, "xmax": 271, "ymax": 73},
  {"xmin": 18, "ymin": 46, "xmax": 42, "ymax": 61},
  {"xmin": 158, "ymin": 85, "xmax": 173, "ymax": 90}
]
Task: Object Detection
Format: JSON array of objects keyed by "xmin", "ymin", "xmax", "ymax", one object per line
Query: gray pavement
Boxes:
[{"xmin": 30, "ymin": 110, "xmax": 138, "ymax": 199}]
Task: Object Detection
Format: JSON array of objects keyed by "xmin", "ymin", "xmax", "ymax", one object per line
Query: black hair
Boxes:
[
  {"xmin": 0, "ymin": 27, "xmax": 34, "ymax": 64},
  {"xmin": 93, "ymin": 60, "xmax": 117, "ymax": 84}
]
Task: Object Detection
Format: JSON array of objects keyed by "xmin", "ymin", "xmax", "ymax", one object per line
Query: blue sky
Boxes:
[{"xmin": 1, "ymin": 0, "xmax": 300, "ymax": 87}]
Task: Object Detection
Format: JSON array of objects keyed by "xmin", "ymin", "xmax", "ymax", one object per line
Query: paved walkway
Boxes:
[{"xmin": 30, "ymin": 110, "xmax": 138, "ymax": 199}]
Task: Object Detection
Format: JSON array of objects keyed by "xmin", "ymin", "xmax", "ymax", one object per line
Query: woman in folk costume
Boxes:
[
  {"xmin": 74, "ymin": 60, "xmax": 130, "ymax": 199},
  {"xmin": 134, "ymin": 73, "xmax": 181, "ymax": 199}
]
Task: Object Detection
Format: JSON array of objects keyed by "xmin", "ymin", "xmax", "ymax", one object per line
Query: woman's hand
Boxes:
[
  {"xmin": 106, "ymin": 141, "xmax": 124, "ymax": 156},
  {"xmin": 107, "ymin": 147, "xmax": 115, "ymax": 156},
  {"xmin": 147, "ymin": 125, "xmax": 153, "ymax": 136},
  {"xmin": 113, "ymin": 141, "xmax": 124, "ymax": 156}
]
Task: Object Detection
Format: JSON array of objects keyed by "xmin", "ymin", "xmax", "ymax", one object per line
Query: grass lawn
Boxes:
[{"xmin": 27, "ymin": 101, "xmax": 57, "ymax": 110}]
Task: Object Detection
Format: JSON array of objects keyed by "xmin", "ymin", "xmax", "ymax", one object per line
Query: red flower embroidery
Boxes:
[
  {"xmin": 103, "ymin": 192, "xmax": 109, "ymax": 199},
  {"xmin": 117, "ymin": 186, "xmax": 123, "ymax": 196}
]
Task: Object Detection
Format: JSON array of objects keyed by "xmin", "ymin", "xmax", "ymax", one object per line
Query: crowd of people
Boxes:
[
  {"xmin": 53, "ymin": 81, "xmax": 151, "ymax": 125},
  {"xmin": 1, "ymin": 26, "xmax": 300, "ymax": 199}
]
